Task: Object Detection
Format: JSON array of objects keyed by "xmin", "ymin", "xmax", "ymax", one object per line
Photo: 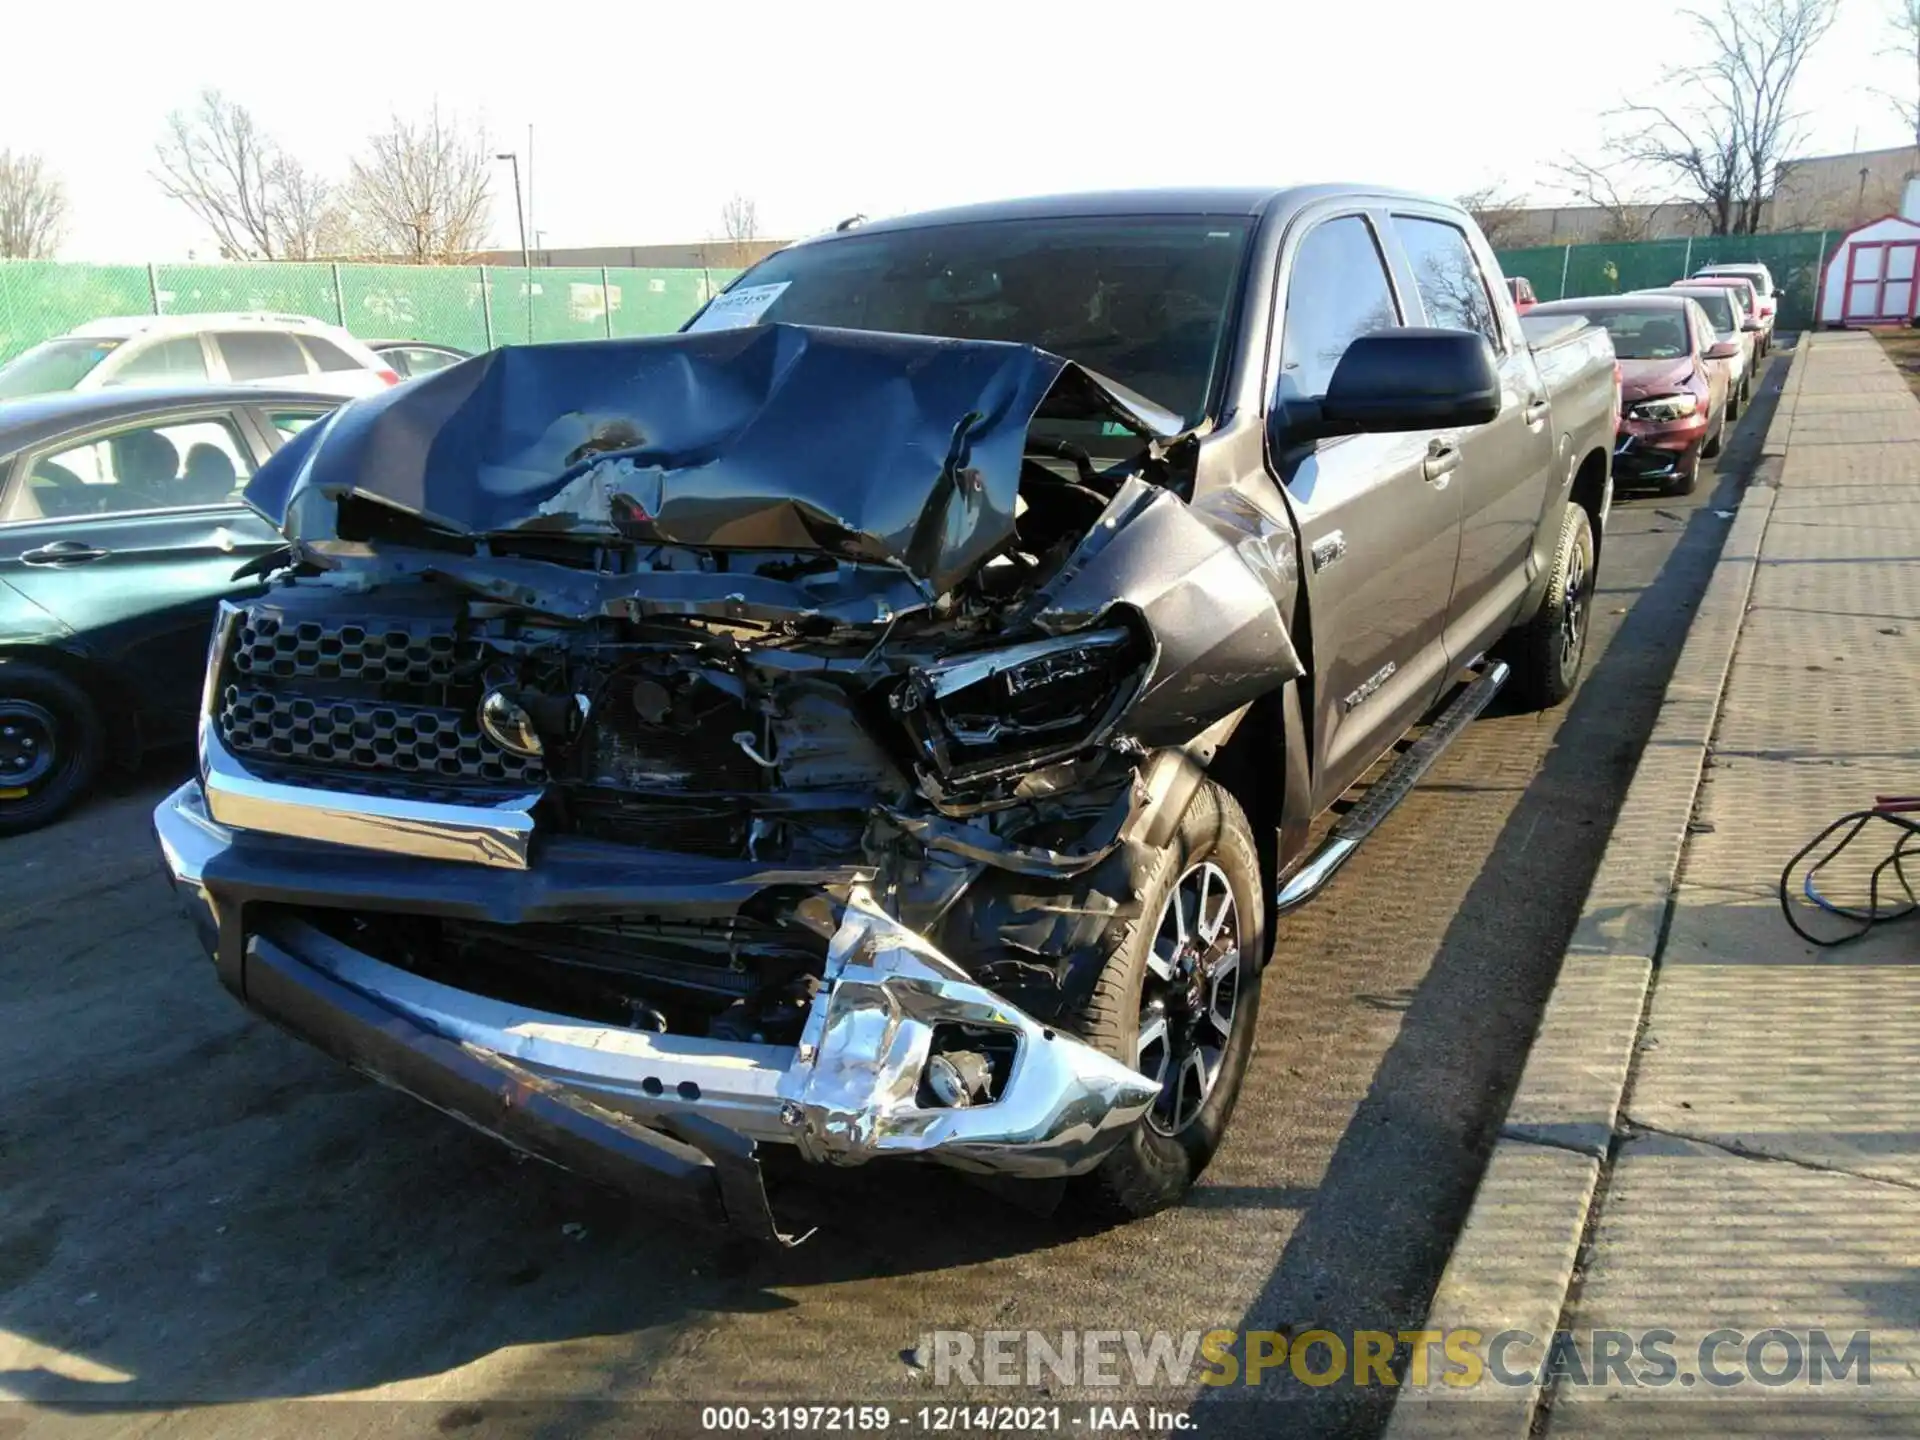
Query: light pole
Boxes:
[
  {"xmin": 495, "ymin": 151, "xmax": 531, "ymax": 343},
  {"xmin": 495, "ymin": 152, "xmax": 529, "ymax": 269}
]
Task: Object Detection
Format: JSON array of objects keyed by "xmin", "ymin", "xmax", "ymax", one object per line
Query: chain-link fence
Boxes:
[
  {"xmin": 1495, "ymin": 230, "xmax": 1837, "ymax": 330},
  {"xmin": 0, "ymin": 260, "xmax": 741, "ymax": 363}
]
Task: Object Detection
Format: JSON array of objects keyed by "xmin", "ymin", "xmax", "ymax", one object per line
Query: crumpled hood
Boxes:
[
  {"xmin": 1618, "ymin": 355, "xmax": 1698, "ymax": 405},
  {"xmin": 247, "ymin": 323, "xmax": 1183, "ymax": 598}
]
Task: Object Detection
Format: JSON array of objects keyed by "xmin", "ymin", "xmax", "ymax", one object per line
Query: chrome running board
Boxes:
[{"xmin": 1275, "ymin": 658, "xmax": 1510, "ymax": 913}]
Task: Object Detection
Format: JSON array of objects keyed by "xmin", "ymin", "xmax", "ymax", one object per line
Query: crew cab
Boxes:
[{"xmin": 153, "ymin": 187, "xmax": 1617, "ymax": 1238}]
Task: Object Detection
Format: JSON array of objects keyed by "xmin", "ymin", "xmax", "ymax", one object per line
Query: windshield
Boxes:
[
  {"xmin": 702, "ymin": 216, "xmax": 1252, "ymax": 428},
  {"xmin": 0, "ymin": 337, "xmax": 120, "ymax": 400},
  {"xmin": 1704, "ymin": 267, "xmax": 1771, "ymax": 296},
  {"xmin": 1674, "ymin": 290, "xmax": 1735, "ymax": 334},
  {"xmin": 1543, "ymin": 308, "xmax": 1692, "ymax": 360}
]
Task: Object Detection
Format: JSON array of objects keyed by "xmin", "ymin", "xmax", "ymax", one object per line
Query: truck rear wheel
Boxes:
[
  {"xmin": 1500, "ymin": 501, "xmax": 1595, "ymax": 711},
  {"xmin": 1058, "ymin": 780, "xmax": 1265, "ymax": 1223}
]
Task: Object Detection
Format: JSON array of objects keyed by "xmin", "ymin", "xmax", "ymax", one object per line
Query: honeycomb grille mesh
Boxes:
[
  {"xmin": 218, "ymin": 685, "xmax": 544, "ymax": 784},
  {"xmin": 230, "ymin": 612, "xmax": 459, "ymax": 686}
]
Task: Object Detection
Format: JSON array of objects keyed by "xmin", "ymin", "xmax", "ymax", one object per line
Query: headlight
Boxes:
[
  {"xmin": 1628, "ymin": 393, "xmax": 1699, "ymax": 422},
  {"xmin": 893, "ymin": 626, "xmax": 1143, "ymax": 781}
]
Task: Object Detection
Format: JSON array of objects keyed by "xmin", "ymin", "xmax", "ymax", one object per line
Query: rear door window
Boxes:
[
  {"xmin": 298, "ymin": 335, "xmax": 364, "ymax": 373},
  {"xmin": 109, "ymin": 336, "xmax": 210, "ymax": 385},
  {"xmin": 1392, "ymin": 216, "xmax": 1501, "ymax": 345},
  {"xmin": 265, "ymin": 409, "xmax": 330, "ymax": 441},
  {"xmin": 1276, "ymin": 215, "xmax": 1402, "ymax": 403},
  {"xmin": 214, "ymin": 331, "xmax": 310, "ymax": 382},
  {"xmin": 394, "ymin": 346, "xmax": 460, "ymax": 376}
]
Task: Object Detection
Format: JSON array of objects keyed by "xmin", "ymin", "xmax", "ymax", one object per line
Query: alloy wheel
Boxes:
[
  {"xmin": 1560, "ymin": 536, "xmax": 1590, "ymax": 673},
  {"xmin": 1137, "ymin": 859, "xmax": 1241, "ymax": 1136}
]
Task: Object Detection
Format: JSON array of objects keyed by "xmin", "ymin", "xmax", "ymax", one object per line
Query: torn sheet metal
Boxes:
[
  {"xmin": 247, "ymin": 324, "xmax": 1184, "ymax": 598},
  {"xmin": 1023, "ymin": 481, "xmax": 1305, "ymax": 742},
  {"xmin": 775, "ymin": 885, "xmax": 1160, "ymax": 1175}
]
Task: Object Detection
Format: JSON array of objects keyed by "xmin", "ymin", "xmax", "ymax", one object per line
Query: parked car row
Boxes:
[
  {"xmin": 1522, "ymin": 259, "xmax": 1776, "ymax": 496},
  {"xmin": 0, "ymin": 312, "xmax": 472, "ymax": 401}
]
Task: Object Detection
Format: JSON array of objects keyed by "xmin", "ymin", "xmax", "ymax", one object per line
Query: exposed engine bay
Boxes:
[{"xmin": 218, "ymin": 325, "xmax": 1302, "ymax": 1052}]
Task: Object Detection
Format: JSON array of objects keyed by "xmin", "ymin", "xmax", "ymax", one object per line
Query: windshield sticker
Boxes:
[{"xmin": 687, "ymin": 282, "xmax": 790, "ymax": 332}]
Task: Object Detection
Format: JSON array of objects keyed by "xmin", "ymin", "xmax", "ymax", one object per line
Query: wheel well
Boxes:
[
  {"xmin": 0, "ymin": 646, "xmax": 142, "ymax": 765},
  {"xmin": 1201, "ymin": 687, "xmax": 1287, "ymax": 953},
  {"xmin": 1570, "ymin": 447, "xmax": 1609, "ymax": 559}
]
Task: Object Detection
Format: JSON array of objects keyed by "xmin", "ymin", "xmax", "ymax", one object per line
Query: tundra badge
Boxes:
[{"xmin": 1311, "ymin": 531, "xmax": 1347, "ymax": 572}]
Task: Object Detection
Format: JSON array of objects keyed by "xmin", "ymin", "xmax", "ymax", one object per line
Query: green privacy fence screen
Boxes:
[
  {"xmin": 0, "ymin": 260, "xmax": 742, "ymax": 364},
  {"xmin": 1495, "ymin": 230, "xmax": 1839, "ymax": 330}
]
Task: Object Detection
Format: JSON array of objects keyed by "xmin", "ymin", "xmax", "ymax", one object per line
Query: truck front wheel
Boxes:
[
  {"xmin": 1059, "ymin": 780, "xmax": 1266, "ymax": 1222},
  {"xmin": 1501, "ymin": 500, "xmax": 1596, "ymax": 710}
]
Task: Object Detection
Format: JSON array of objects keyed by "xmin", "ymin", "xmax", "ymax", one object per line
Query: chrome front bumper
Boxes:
[{"xmin": 154, "ymin": 778, "xmax": 1158, "ymax": 1182}]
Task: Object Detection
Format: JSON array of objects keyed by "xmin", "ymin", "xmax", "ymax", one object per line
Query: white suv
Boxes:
[{"xmin": 0, "ymin": 313, "xmax": 400, "ymax": 401}]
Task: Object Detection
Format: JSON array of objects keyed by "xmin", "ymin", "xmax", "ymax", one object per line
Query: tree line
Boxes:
[{"xmin": 0, "ymin": 92, "xmax": 496, "ymax": 264}]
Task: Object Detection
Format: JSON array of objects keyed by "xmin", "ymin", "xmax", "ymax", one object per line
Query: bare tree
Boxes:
[
  {"xmin": 701, "ymin": 193, "xmax": 764, "ymax": 268},
  {"xmin": 721, "ymin": 193, "xmax": 759, "ymax": 243},
  {"xmin": 1609, "ymin": 0, "xmax": 1837, "ymax": 235},
  {"xmin": 0, "ymin": 149, "xmax": 68, "ymax": 259},
  {"xmin": 343, "ymin": 107, "xmax": 492, "ymax": 264},
  {"xmin": 154, "ymin": 90, "xmax": 289, "ymax": 259},
  {"xmin": 261, "ymin": 155, "xmax": 335, "ymax": 261},
  {"xmin": 1552, "ymin": 158, "xmax": 1661, "ymax": 242},
  {"xmin": 1457, "ymin": 184, "xmax": 1533, "ymax": 249}
]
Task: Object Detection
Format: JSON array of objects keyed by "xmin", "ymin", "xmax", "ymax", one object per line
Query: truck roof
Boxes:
[{"xmin": 798, "ymin": 184, "xmax": 1457, "ymax": 243}]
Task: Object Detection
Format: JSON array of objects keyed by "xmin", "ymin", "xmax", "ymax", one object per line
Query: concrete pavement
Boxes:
[{"xmin": 1391, "ymin": 330, "xmax": 1920, "ymax": 1437}]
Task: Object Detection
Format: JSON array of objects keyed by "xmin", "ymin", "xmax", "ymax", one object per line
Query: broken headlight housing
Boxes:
[
  {"xmin": 892, "ymin": 626, "xmax": 1144, "ymax": 782},
  {"xmin": 1627, "ymin": 393, "xmax": 1699, "ymax": 422}
]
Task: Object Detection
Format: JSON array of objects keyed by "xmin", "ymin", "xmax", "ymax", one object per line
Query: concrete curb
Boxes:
[
  {"xmin": 1760, "ymin": 331, "xmax": 1804, "ymax": 458},
  {"xmin": 1382, "ymin": 339, "xmax": 1804, "ymax": 1438}
]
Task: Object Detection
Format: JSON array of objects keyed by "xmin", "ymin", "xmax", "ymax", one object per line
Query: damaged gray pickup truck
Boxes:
[{"xmin": 154, "ymin": 186, "xmax": 1617, "ymax": 1240}]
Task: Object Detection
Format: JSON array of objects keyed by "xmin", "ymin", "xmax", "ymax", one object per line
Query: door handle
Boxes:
[
  {"xmin": 1422, "ymin": 441, "xmax": 1461, "ymax": 487},
  {"xmin": 21, "ymin": 541, "xmax": 109, "ymax": 566},
  {"xmin": 1524, "ymin": 396, "xmax": 1551, "ymax": 425}
]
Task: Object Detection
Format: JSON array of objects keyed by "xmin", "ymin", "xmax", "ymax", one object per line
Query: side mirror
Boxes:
[
  {"xmin": 1275, "ymin": 328, "xmax": 1501, "ymax": 445},
  {"xmin": 1742, "ymin": 320, "xmax": 1764, "ymax": 332},
  {"xmin": 1704, "ymin": 340, "xmax": 1740, "ymax": 360}
]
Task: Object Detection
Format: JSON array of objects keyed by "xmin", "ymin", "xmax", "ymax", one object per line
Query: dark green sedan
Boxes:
[{"xmin": 0, "ymin": 385, "xmax": 343, "ymax": 833}]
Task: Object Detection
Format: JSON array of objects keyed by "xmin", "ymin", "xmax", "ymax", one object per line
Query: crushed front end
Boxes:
[{"xmin": 155, "ymin": 325, "xmax": 1301, "ymax": 1234}]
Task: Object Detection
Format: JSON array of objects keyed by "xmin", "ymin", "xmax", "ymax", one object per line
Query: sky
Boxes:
[{"xmin": 3, "ymin": 0, "xmax": 1913, "ymax": 262}]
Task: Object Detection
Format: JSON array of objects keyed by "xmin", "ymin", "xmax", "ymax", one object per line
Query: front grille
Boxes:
[
  {"xmin": 214, "ymin": 594, "xmax": 546, "ymax": 791},
  {"xmin": 219, "ymin": 685, "xmax": 545, "ymax": 784},
  {"xmin": 231, "ymin": 611, "xmax": 459, "ymax": 686}
]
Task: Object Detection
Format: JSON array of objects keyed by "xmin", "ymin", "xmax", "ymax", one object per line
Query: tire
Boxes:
[
  {"xmin": 0, "ymin": 661, "xmax": 105, "ymax": 836},
  {"xmin": 1499, "ymin": 500, "xmax": 1596, "ymax": 711},
  {"xmin": 1058, "ymin": 780, "xmax": 1266, "ymax": 1223},
  {"xmin": 1666, "ymin": 448, "xmax": 1701, "ymax": 496}
]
